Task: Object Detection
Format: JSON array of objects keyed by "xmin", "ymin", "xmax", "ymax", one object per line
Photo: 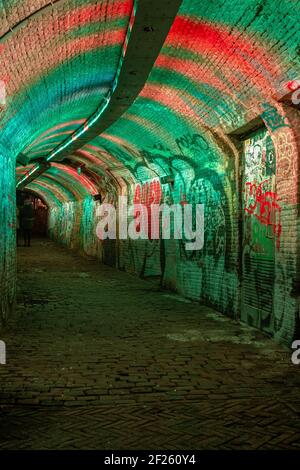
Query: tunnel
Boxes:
[{"xmin": 0, "ymin": 0, "xmax": 300, "ymax": 452}]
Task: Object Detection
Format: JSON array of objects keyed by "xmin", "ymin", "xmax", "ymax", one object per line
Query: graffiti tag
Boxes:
[
  {"xmin": 175, "ymin": 133, "xmax": 209, "ymax": 154},
  {"xmin": 261, "ymin": 103, "xmax": 289, "ymax": 133},
  {"xmin": 134, "ymin": 179, "xmax": 162, "ymax": 238},
  {"xmin": 244, "ymin": 179, "xmax": 282, "ymax": 249}
]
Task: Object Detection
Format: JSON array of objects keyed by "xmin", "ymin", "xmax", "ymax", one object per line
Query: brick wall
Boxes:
[
  {"xmin": 47, "ymin": 114, "xmax": 299, "ymax": 346},
  {"xmin": 118, "ymin": 139, "xmax": 240, "ymax": 318},
  {"xmin": 0, "ymin": 143, "xmax": 16, "ymax": 328},
  {"xmin": 266, "ymin": 104, "xmax": 300, "ymax": 344},
  {"xmin": 49, "ymin": 129, "xmax": 240, "ymax": 320},
  {"xmin": 48, "ymin": 197, "xmax": 104, "ymax": 262},
  {"xmin": 2, "ymin": 0, "xmax": 300, "ymax": 347}
]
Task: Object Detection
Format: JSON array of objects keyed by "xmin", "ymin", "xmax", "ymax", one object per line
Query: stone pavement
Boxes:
[{"xmin": 0, "ymin": 239, "xmax": 299, "ymax": 449}]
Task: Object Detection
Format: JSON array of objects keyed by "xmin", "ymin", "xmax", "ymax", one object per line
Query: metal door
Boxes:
[{"xmin": 241, "ymin": 128, "xmax": 280, "ymax": 333}]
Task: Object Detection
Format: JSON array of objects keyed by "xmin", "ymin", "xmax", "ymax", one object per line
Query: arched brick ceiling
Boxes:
[
  {"xmin": 9, "ymin": 0, "xmax": 300, "ymax": 202},
  {"xmin": 18, "ymin": 161, "xmax": 101, "ymax": 200},
  {"xmin": 1, "ymin": 0, "xmax": 133, "ymax": 152},
  {"xmin": 83, "ymin": 0, "xmax": 300, "ymax": 181}
]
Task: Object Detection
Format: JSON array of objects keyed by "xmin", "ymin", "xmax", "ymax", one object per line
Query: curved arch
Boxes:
[{"xmin": 3, "ymin": 0, "xmax": 300, "ymax": 344}]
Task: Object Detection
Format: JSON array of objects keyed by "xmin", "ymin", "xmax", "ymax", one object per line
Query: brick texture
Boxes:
[{"xmin": 0, "ymin": 143, "xmax": 16, "ymax": 327}]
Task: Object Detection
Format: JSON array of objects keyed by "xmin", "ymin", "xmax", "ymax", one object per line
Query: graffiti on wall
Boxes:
[
  {"xmin": 179, "ymin": 175, "xmax": 227, "ymax": 262},
  {"xmin": 261, "ymin": 103, "xmax": 290, "ymax": 133},
  {"xmin": 243, "ymin": 131, "xmax": 282, "ymax": 249},
  {"xmin": 133, "ymin": 179, "xmax": 162, "ymax": 239},
  {"xmin": 242, "ymin": 128, "xmax": 280, "ymax": 333},
  {"xmin": 135, "ymin": 133, "xmax": 233, "ymax": 300},
  {"xmin": 175, "ymin": 133, "xmax": 209, "ymax": 155},
  {"xmin": 244, "ymin": 180, "xmax": 281, "ymax": 249},
  {"xmin": 98, "ymin": 130, "xmax": 236, "ymax": 311}
]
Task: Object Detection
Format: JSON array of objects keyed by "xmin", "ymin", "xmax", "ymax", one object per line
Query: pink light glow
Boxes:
[
  {"xmin": 28, "ymin": 130, "xmax": 74, "ymax": 149},
  {"xmin": 25, "ymin": 121, "xmax": 85, "ymax": 151},
  {"xmin": 51, "ymin": 163, "xmax": 98, "ymax": 195},
  {"xmin": 140, "ymin": 83, "xmax": 209, "ymax": 126},
  {"xmin": 4, "ymin": 31, "xmax": 125, "ymax": 97},
  {"xmin": 76, "ymin": 150, "xmax": 109, "ymax": 168},
  {"xmin": 29, "ymin": 178, "xmax": 73, "ymax": 203},
  {"xmin": 156, "ymin": 55, "xmax": 238, "ymax": 99},
  {"xmin": 84, "ymin": 144, "xmax": 122, "ymax": 166},
  {"xmin": 51, "ymin": 1, "xmax": 133, "ymax": 33},
  {"xmin": 166, "ymin": 17, "xmax": 280, "ymax": 96}
]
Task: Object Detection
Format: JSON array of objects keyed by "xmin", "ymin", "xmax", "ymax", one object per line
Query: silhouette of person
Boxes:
[{"xmin": 20, "ymin": 198, "xmax": 35, "ymax": 247}]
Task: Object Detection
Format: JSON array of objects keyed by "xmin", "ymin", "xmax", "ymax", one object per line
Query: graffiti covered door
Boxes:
[{"xmin": 241, "ymin": 128, "xmax": 280, "ymax": 333}]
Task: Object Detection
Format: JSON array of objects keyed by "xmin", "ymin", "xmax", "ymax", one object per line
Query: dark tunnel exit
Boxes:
[{"xmin": 17, "ymin": 190, "xmax": 49, "ymax": 242}]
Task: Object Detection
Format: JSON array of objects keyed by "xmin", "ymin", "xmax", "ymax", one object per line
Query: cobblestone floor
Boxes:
[{"xmin": 0, "ymin": 239, "xmax": 299, "ymax": 449}]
